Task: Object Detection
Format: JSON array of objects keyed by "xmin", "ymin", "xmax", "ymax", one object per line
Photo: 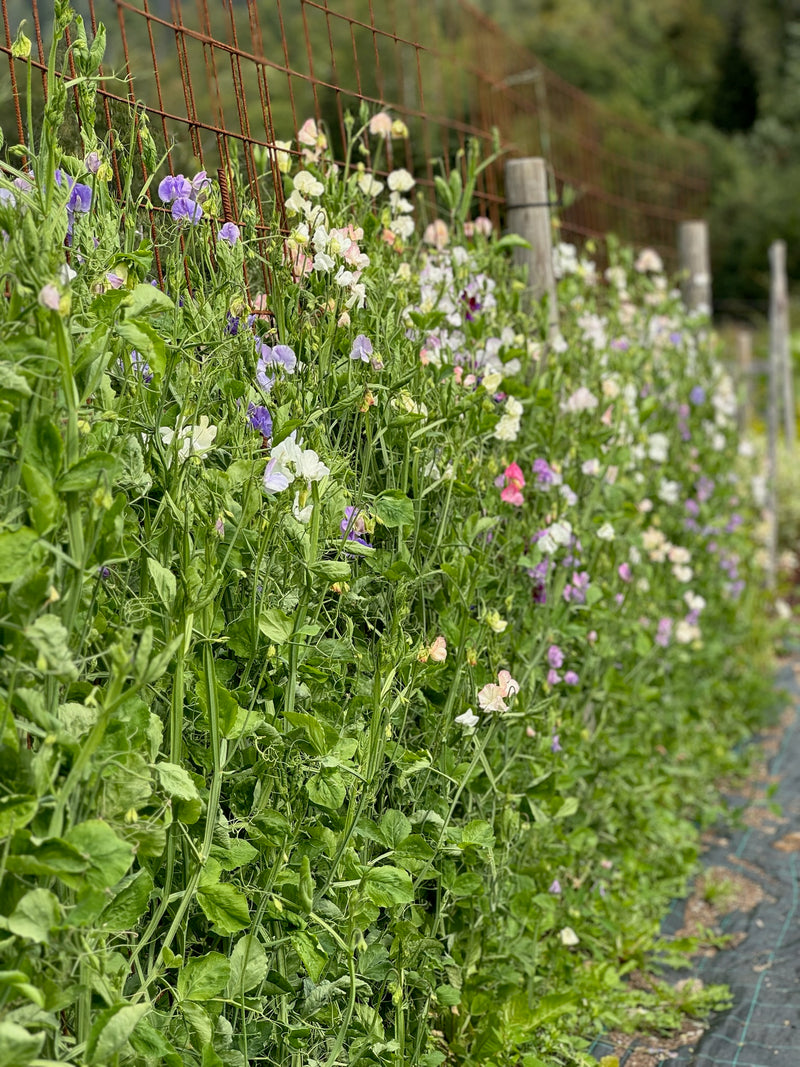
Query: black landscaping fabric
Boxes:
[{"xmin": 590, "ymin": 659, "xmax": 800, "ymax": 1067}]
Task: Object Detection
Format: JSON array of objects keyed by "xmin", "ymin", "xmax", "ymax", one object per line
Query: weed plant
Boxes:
[{"xmin": 0, "ymin": 8, "xmax": 776, "ymax": 1067}]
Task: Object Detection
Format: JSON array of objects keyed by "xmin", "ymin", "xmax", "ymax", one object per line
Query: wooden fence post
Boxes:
[
  {"xmin": 505, "ymin": 157, "xmax": 559, "ymax": 338},
  {"xmin": 769, "ymin": 240, "xmax": 795, "ymax": 452},
  {"xmin": 677, "ymin": 220, "xmax": 712, "ymax": 313},
  {"xmin": 735, "ymin": 327, "xmax": 753, "ymax": 432}
]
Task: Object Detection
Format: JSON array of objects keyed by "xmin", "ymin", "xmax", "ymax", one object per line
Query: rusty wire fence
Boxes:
[{"xmin": 1, "ymin": 0, "xmax": 709, "ymax": 278}]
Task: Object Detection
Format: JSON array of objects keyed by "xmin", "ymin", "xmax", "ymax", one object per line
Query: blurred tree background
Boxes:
[
  {"xmin": 475, "ymin": 0, "xmax": 800, "ymax": 315},
  {"xmin": 3, "ymin": 0, "xmax": 800, "ymax": 312}
]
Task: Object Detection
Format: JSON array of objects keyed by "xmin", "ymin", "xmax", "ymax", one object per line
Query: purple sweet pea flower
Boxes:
[
  {"xmin": 548, "ymin": 644, "xmax": 564, "ymax": 669},
  {"xmin": 564, "ymin": 671, "xmax": 579, "ymax": 686},
  {"xmin": 349, "ymin": 334, "xmax": 373, "ymax": 363},
  {"xmin": 0, "ymin": 187, "xmax": 15, "ymax": 207},
  {"xmin": 341, "ymin": 506, "xmax": 370, "ymax": 546},
  {"xmin": 171, "ymin": 196, "xmax": 203, "ymax": 223},
  {"xmin": 158, "ymin": 174, "xmax": 192, "ymax": 203},
  {"xmin": 547, "ymin": 669, "xmax": 561, "ymax": 685},
  {"xmin": 689, "ymin": 385, "xmax": 706, "ymax": 405},
  {"xmin": 549, "ymin": 879, "xmax": 562, "ymax": 895},
  {"xmin": 551, "ymin": 734, "xmax": 562, "ymax": 753},
  {"xmin": 247, "ymin": 402, "xmax": 273, "ymax": 438},
  {"xmin": 218, "ymin": 221, "xmax": 240, "ymax": 246},
  {"xmin": 68, "ymin": 182, "xmax": 92, "ymax": 214},
  {"xmin": 532, "ymin": 458, "xmax": 554, "ymax": 485},
  {"xmin": 655, "ymin": 617, "xmax": 672, "ymax": 648},
  {"xmin": 256, "ymin": 340, "xmax": 297, "ymax": 388},
  {"xmin": 191, "ymin": 170, "xmax": 211, "ymax": 198}
]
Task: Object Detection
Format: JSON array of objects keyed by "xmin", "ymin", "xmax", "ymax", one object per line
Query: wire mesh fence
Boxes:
[{"xmin": 1, "ymin": 0, "xmax": 710, "ymax": 278}]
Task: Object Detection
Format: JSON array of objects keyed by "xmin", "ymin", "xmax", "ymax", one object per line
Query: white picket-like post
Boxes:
[{"xmin": 769, "ymin": 240, "xmax": 795, "ymax": 452}]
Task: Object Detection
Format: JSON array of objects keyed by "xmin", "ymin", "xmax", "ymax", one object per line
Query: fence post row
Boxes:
[
  {"xmin": 504, "ymin": 157, "xmax": 559, "ymax": 339},
  {"xmin": 677, "ymin": 219, "xmax": 712, "ymax": 313}
]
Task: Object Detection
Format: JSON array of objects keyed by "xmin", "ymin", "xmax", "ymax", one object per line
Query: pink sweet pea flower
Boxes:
[
  {"xmin": 500, "ymin": 462, "xmax": 526, "ymax": 507},
  {"xmin": 497, "ymin": 669, "xmax": 519, "ymax": 697}
]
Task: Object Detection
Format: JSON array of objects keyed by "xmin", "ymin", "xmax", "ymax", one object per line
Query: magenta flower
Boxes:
[
  {"xmin": 618, "ymin": 562, "xmax": 632, "ymax": 582},
  {"xmin": 547, "ymin": 669, "xmax": 561, "ymax": 685},
  {"xmin": 564, "ymin": 671, "xmax": 579, "ymax": 686}
]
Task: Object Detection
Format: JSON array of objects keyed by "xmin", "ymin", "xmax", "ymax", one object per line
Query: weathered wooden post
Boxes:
[
  {"xmin": 769, "ymin": 240, "xmax": 795, "ymax": 452},
  {"xmin": 735, "ymin": 327, "xmax": 753, "ymax": 432},
  {"xmin": 766, "ymin": 253, "xmax": 781, "ymax": 590},
  {"xmin": 505, "ymin": 157, "xmax": 559, "ymax": 339},
  {"xmin": 678, "ymin": 220, "xmax": 712, "ymax": 313}
]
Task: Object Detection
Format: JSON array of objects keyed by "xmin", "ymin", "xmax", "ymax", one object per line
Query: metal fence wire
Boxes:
[{"xmin": 1, "ymin": 0, "xmax": 709, "ymax": 283}]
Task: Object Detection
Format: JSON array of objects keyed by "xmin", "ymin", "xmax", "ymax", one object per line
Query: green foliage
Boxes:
[{"xmin": 0, "ymin": 9, "xmax": 777, "ymax": 1067}]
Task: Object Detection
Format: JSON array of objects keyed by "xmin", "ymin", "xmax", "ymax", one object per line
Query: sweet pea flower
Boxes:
[
  {"xmin": 369, "ymin": 111, "xmax": 393, "ymax": 137},
  {"xmin": 247, "ymin": 402, "xmax": 273, "ymax": 438},
  {"xmin": 428, "ymin": 635, "xmax": 448, "ymax": 662},
  {"xmin": 497, "ymin": 669, "xmax": 519, "ymax": 696},
  {"xmin": 477, "ymin": 683, "xmax": 507, "ymax": 713},
  {"xmin": 564, "ymin": 671, "xmax": 579, "ymax": 686},
  {"xmin": 548, "ymin": 645, "xmax": 564, "ymax": 669},
  {"xmin": 549, "ymin": 879, "xmax": 562, "ymax": 895},
  {"xmin": 618, "ymin": 562, "xmax": 632, "ymax": 582},
  {"xmin": 423, "ymin": 219, "xmax": 449, "ymax": 248},
  {"xmin": 551, "ymin": 734, "xmax": 563, "ymax": 753},
  {"xmin": 455, "ymin": 708, "xmax": 479, "ymax": 728},
  {"xmin": 159, "ymin": 415, "xmax": 217, "ymax": 462},
  {"xmin": 499, "ymin": 462, "xmax": 525, "ymax": 506},
  {"xmin": 158, "ymin": 173, "xmax": 192, "ymax": 202},
  {"xmin": 171, "ymin": 196, "xmax": 203, "ymax": 224},
  {"xmin": 349, "ymin": 334, "xmax": 373, "ymax": 362},
  {"xmin": 341, "ymin": 505, "xmax": 369, "ymax": 546},
  {"xmin": 218, "ymin": 222, "xmax": 240, "ymax": 245}
]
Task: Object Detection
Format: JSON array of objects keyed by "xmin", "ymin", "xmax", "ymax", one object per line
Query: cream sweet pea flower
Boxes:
[{"xmin": 159, "ymin": 416, "xmax": 217, "ymax": 462}]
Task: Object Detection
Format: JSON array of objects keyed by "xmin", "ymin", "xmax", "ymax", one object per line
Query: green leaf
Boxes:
[
  {"xmin": 0, "ymin": 362, "xmax": 32, "ymax": 398},
  {"xmin": 86, "ymin": 1002, "xmax": 150, "ymax": 1065},
  {"xmin": 116, "ymin": 319, "xmax": 166, "ymax": 381},
  {"xmin": 56, "ymin": 451, "xmax": 120, "ymax": 492},
  {"xmin": 259, "ymin": 607, "xmax": 294, "ymax": 643},
  {"xmin": 228, "ymin": 934, "xmax": 267, "ymax": 996},
  {"xmin": 306, "ymin": 770, "xmax": 346, "ymax": 810},
  {"xmin": 495, "ymin": 233, "xmax": 532, "ymax": 251},
  {"xmin": 24, "ymin": 616, "xmax": 77, "ymax": 680},
  {"xmin": 196, "ymin": 882, "xmax": 250, "ymax": 935},
  {"xmin": 291, "ymin": 930, "xmax": 327, "ymax": 983},
  {"xmin": 64, "ymin": 820, "xmax": 134, "ymax": 889},
  {"xmin": 460, "ymin": 819, "xmax": 496, "ymax": 848},
  {"xmin": 0, "ymin": 971, "xmax": 44, "ymax": 1009},
  {"xmin": 156, "ymin": 762, "xmax": 200, "ymax": 802},
  {"xmin": 379, "ymin": 810, "xmax": 412, "ymax": 849},
  {"xmin": 374, "ymin": 489, "xmax": 414, "ymax": 528},
  {"xmin": 0, "ymin": 795, "xmax": 37, "ymax": 836},
  {"xmin": 177, "ymin": 952, "xmax": 231, "ymax": 1002},
  {"xmin": 0, "ymin": 528, "xmax": 40, "ymax": 583},
  {"xmin": 435, "ymin": 984, "xmax": 461, "ymax": 1006},
  {"xmin": 362, "ymin": 866, "xmax": 415, "ymax": 908},
  {"xmin": 99, "ymin": 869, "xmax": 154, "ymax": 931},
  {"xmin": 310, "ymin": 560, "xmax": 351, "ymax": 582},
  {"xmin": 122, "ymin": 283, "xmax": 174, "ymax": 318},
  {"xmin": 554, "ymin": 797, "xmax": 579, "ymax": 820},
  {"xmin": 0, "ymin": 1020, "xmax": 44, "ymax": 1066},
  {"xmin": 6, "ymin": 888, "xmax": 59, "ymax": 944},
  {"xmin": 6, "ymin": 835, "xmax": 87, "ymax": 881},
  {"xmin": 146, "ymin": 558, "xmax": 176, "ymax": 608}
]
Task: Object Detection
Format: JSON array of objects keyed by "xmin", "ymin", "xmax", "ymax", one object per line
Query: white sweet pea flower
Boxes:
[
  {"xmin": 357, "ymin": 172, "xmax": 384, "ymax": 197},
  {"xmin": 455, "ymin": 708, "xmax": 479, "ymax": 728},
  {"xmin": 293, "ymin": 170, "xmax": 324, "ymax": 197},
  {"xmin": 596, "ymin": 522, "xmax": 615, "ymax": 541},
  {"xmin": 295, "ymin": 448, "xmax": 330, "ymax": 484},
  {"xmin": 387, "ymin": 168, "xmax": 415, "ymax": 192},
  {"xmin": 159, "ymin": 415, "xmax": 217, "ymax": 463}
]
